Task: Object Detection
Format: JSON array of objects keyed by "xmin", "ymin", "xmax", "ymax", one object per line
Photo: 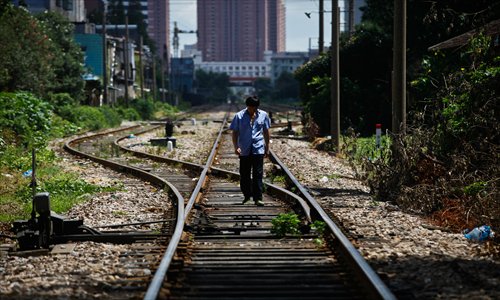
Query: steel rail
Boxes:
[
  {"xmin": 268, "ymin": 150, "xmax": 397, "ymax": 300},
  {"xmin": 64, "ymin": 126, "xmax": 185, "ymax": 214},
  {"xmin": 65, "ymin": 126, "xmax": 186, "ymax": 300},
  {"xmin": 144, "ymin": 111, "xmax": 230, "ymax": 300}
]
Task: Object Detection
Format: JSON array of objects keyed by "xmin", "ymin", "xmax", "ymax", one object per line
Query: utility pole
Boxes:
[
  {"xmin": 152, "ymin": 57, "xmax": 157, "ymax": 101},
  {"xmin": 160, "ymin": 59, "xmax": 166, "ymax": 102},
  {"xmin": 392, "ymin": 0, "xmax": 406, "ymax": 133},
  {"xmin": 319, "ymin": 0, "xmax": 324, "ymax": 54},
  {"xmin": 330, "ymin": 1, "xmax": 340, "ymax": 153},
  {"xmin": 348, "ymin": 0, "xmax": 355, "ymax": 36},
  {"xmin": 124, "ymin": 16, "xmax": 129, "ymax": 106},
  {"xmin": 173, "ymin": 21, "xmax": 197, "ymax": 58},
  {"xmin": 139, "ymin": 36, "xmax": 144, "ymax": 98},
  {"xmin": 102, "ymin": 9, "xmax": 107, "ymax": 105}
]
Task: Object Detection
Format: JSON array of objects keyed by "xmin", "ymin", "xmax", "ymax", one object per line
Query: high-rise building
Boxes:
[
  {"xmin": 85, "ymin": 1, "xmax": 169, "ymax": 63},
  {"xmin": 197, "ymin": 0, "xmax": 285, "ymax": 62},
  {"xmin": 12, "ymin": 0, "xmax": 86, "ymax": 22},
  {"xmin": 147, "ymin": 0, "xmax": 169, "ymax": 64}
]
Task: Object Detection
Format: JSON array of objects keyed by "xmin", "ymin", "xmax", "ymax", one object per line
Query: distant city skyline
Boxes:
[{"xmin": 170, "ymin": 0, "xmax": 342, "ymax": 55}]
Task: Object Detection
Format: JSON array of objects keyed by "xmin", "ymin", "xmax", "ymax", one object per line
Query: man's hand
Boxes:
[{"xmin": 234, "ymin": 147, "xmax": 241, "ymax": 156}]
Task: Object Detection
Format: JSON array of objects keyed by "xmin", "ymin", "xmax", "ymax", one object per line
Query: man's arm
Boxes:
[
  {"xmin": 232, "ymin": 130, "xmax": 241, "ymax": 156},
  {"xmin": 263, "ymin": 128, "xmax": 270, "ymax": 156}
]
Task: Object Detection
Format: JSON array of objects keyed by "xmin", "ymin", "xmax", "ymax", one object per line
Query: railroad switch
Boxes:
[
  {"xmin": 185, "ymin": 209, "xmax": 222, "ymax": 235},
  {"xmin": 149, "ymin": 119, "xmax": 176, "ymax": 147},
  {"xmin": 12, "ymin": 192, "xmax": 163, "ymax": 252},
  {"xmin": 234, "ymin": 215, "xmax": 261, "ymax": 220},
  {"xmin": 12, "ymin": 192, "xmax": 84, "ymax": 251}
]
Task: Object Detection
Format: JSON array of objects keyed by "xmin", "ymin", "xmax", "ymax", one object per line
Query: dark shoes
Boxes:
[{"xmin": 242, "ymin": 197, "xmax": 264, "ymax": 206}]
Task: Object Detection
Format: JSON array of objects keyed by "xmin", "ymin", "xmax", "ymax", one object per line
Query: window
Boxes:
[{"xmin": 63, "ymin": 0, "xmax": 73, "ymax": 10}]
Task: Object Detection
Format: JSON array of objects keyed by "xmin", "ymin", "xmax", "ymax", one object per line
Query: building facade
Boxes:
[
  {"xmin": 147, "ymin": 0, "xmax": 169, "ymax": 64},
  {"xmin": 197, "ymin": 0, "xmax": 285, "ymax": 62},
  {"xmin": 270, "ymin": 52, "xmax": 309, "ymax": 83},
  {"xmin": 12, "ymin": 0, "xmax": 85, "ymax": 22}
]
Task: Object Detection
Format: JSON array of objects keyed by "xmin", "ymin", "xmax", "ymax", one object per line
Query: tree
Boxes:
[
  {"xmin": 127, "ymin": 0, "xmax": 153, "ymax": 47},
  {"xmin": 36, "ymin": 11, "xmax": 85, "ymax": 102},
  {"xmin": 0, "ymin": 4, "xmax": 54, "ymax": 96},
  {"xmin": 273, "ymin": 72, "xmax": 299, "ymax": 101},
  {"xmin": 253, "ymin": 78, "xmax": 273, "ymax": 101},
  {"xmin": 108, "ymin": 0, "xmax": 125, "ymax": 25},
  {"xmin": 194, "ymin": 69, "xmax": 230, "ymax": 103},
  {"xmin": 295, "ymin": 0, "xmax": 500, "ymax": 136}
]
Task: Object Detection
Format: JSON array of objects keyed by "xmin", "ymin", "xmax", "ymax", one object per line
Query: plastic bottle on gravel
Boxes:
[{"xmin": 463, "ymin": 225, "xmax": 495, "ymax": 242}]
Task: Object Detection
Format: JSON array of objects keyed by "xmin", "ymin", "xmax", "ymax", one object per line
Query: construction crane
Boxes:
[{"xmin": 173, "ymin": 21, "xmax": 196, "ymax": 58}]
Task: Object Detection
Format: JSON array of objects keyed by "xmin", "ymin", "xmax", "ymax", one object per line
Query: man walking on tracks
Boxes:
[{"xmin": 230, "ymin": 96, "xmax": 271, "ymax": 206}]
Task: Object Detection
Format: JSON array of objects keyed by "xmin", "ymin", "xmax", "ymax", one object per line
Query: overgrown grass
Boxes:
[
  {"xmin": 0, "ymin": 165, "xmax": 120, "ymax": 222},
  {"xmin": 0, "ymin": 92, "xmax": 178, "ymax": 228},
  {"xmin": 341, "ymin": 133, "xmax": 392, "ymax": 165},
  {"xmin": 0, "ymin": 145, "xmax": 121, "ymax": 222}
]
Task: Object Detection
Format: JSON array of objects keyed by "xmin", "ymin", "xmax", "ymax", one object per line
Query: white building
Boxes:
[{"xmin": 189, "ymin": 49, "xmax": 308, "ymax": 86}]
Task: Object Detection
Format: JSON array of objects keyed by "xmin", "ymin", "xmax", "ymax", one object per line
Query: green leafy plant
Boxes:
[
  {"xmin": 271, "ymin": 175, "xmax": 286, "ymax": 184},
  {"xmin": 271, "ymin": 213, "xmax": 301, "ymax": 237},
  {"xmin": 463, "ymin": 181, "xmax": 487, "ymax": 196},
  {"xmin": 311, "ymin": 220, "xmax": 327, "ymax": 247},
  {"xmin": 0, "ymin": 92, "xmax": 53, "ymax": 149},
  {"xmin": 311, "ymin": 220, "xmax": 326, "ymax": 235}
]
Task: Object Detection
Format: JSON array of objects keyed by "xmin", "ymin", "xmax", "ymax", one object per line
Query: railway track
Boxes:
[{"xmin": 12, "ymin": 105, "xmax": 395, "ymax": 299}]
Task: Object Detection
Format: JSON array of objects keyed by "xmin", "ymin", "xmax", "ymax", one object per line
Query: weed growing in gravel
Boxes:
[
  {"xmin": 311, "ymin": 220, "xmax": 327, "ymax": 246},
  {"xmin": 270, "ymin": 175, "xmax": 286, "ymax": 184},
  {"xmin": 327, "ymin": 174, "xmax": 340, "ymax": 180},
  {"xmin": 112, "ymin": 210, "xmax": 128, "ymax": 216},
  {"xmin": 271, "ymin": 213, "xmax": 301, "ymax": 237},
  {"xmin": 271, "ymin": 214, "xmax": 328, "ymax": 247}
]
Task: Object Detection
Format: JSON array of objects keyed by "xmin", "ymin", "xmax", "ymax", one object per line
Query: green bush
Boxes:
[
  {"xmin": 0, "ymin": 92, "xmax": 53, "ymax": 148},
  {"xmin": 0, "ymin": 145, "xmax": 55, "ymax": 172},
  {"xmin": 130, "ymin": 98, "xmax": 154, "ymax": 120},
  {"xmin": 117, "ymin": 107, "xmax": 141, "ymax": 121},
  {"xmin": 46, "ymin": 93, "xmax": 78, "ymax": 114},
  {"xmin": 50, "ymin": 114, "xmax": 80, "ymax": 138},
  {"xmin": 99, "ymin": 106, "xmax": 122, "ymax": 127},
  {"xmin": 58, "ymin": 105, "xmax": 106, "ymax": 131},
  {"xmin": 153, "ymin": 101, "xmax": 178, "ymax": 119}
]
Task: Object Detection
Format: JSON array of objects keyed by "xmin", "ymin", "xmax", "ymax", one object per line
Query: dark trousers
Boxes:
[{"xmin": 239, "ymin": 154, "xmax": 264, "ymax": 201}]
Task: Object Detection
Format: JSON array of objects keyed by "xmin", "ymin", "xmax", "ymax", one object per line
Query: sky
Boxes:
[{"xmin": 169, "ymin": 0, "xmax": 337, "ymax": 55}]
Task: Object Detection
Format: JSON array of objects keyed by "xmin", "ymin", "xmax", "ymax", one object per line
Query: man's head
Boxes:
[{"xmin": 245, "ymin": 96, "xmax": 260, "ymax": 108}]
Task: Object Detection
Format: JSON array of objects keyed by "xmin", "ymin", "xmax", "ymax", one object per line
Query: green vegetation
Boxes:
[
  {"xmin": 271, "ymin": 214, "xmax": 327, "ymax": 246},
  {"xmin": 0, "ymin": 150, "xmax": 121, "ymax": 222},
  {"xmin": 0, "ymin": 4, "xmax": 179, "ymax": 227},
  {"xmin": 294, "ymin": 1, "xmax": 498, "ymax": 231},
  {"xmin": 270, "ymin": 175, "xmax": 287, "ymax": 184},
  {"xmin": 194, "ymin": 69, "xmax": 231, "ymax": 103},
  {"xmin": 271, "ymin": 213, "xmax": 301, "ymax": 237},
  {"xmin": 311, "ymin": 220, "xmax": 327, "ymax": 246}
]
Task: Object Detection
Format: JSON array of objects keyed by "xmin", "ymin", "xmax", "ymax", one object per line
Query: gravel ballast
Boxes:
[{"xmin": 1, "ymin": 116, "xmax": 498, "ymax": 299}]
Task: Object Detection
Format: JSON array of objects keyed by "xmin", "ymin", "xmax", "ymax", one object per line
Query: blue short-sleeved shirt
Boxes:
[{"xmin": 229, "ymin": 108, "xmax": 271, "ymax": 156}]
